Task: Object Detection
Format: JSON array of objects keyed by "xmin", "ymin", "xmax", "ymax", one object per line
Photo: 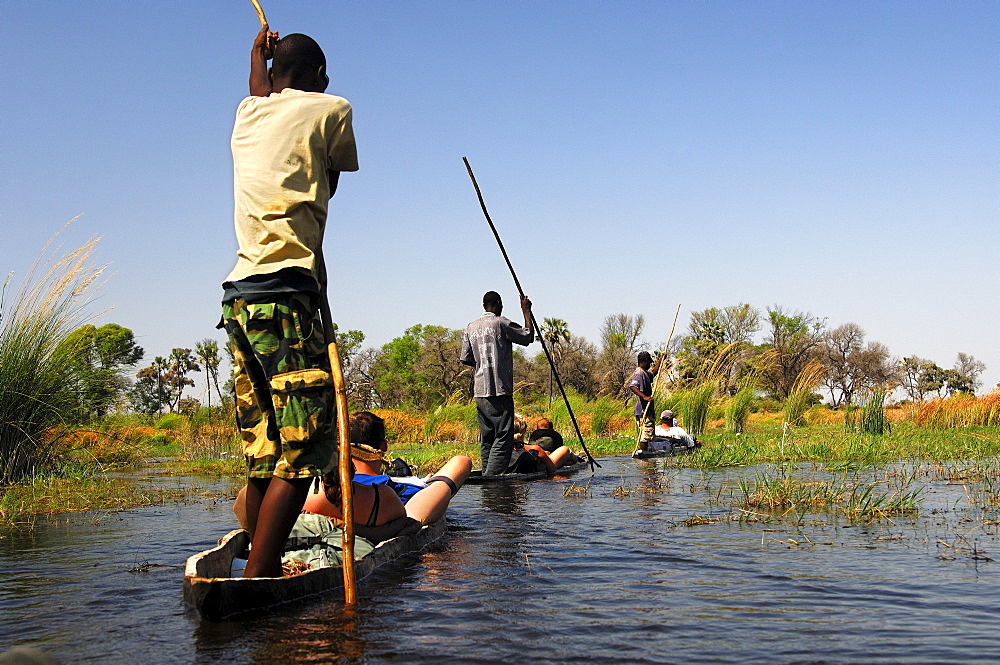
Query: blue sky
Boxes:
[{"xmin": 2, "ymin": 1, "xmax": 997, "ymax": 398}]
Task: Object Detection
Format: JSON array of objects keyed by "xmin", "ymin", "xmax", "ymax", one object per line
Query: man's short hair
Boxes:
[
  {"xmin": 637, "ymin": 351, "xmax": 653, "ymax": 364},
  {"xmin": 271, "ymin": 33, "xmax": 326, "ymax": 82},
  {"xmin": 483, "ymin": 291, "xmax": 502, "ymax": 310}
]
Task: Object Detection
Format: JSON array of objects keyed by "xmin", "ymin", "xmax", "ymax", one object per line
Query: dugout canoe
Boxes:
[
  {"xmin": 465, "ymin": 459, "xmax": 591, "ymax": 484},
  {"xmin": 631, "ymin": 444, "xmax": 698, "ymax": 459},
  {"xmin": 183, "ymin": 518, "xmax": 446, "ymax": 620}
]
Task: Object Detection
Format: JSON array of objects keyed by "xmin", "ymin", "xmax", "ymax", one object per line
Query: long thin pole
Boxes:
[
  {"xmin": 321, "ymin": 302, "xmax": 357, "ymax": 606},
  {"xmin": 463, "ymin": 157, "xmax": 599, "ymax": 471},
  {"xmin": 635, "ymin": 303, "xmax": 681, "ymax": 449}
]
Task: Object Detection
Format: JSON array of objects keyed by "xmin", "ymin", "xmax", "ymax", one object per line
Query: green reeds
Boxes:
[
  {"xmin": 674, "ymin": 381, "xmax": 715, "ymax": 436},
  {"xmin": 0, "ymin": 232, "xmax": 105, "ymax": 484},
  {"xmin": 725, "ymin": 375, "xmax": 760, "ymax": 434},
  {"xmin": 588, "ymin": 396, "xmax": 622, "ymax": 437},
  {"xmin": 858, "ymin": 388, "xmax": 891, "ymax": 435}
]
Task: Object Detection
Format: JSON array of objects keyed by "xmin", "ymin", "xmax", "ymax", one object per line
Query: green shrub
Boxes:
[{"xmin": 155, "ymin": 413, "xmax": 186, "ymax": 431}]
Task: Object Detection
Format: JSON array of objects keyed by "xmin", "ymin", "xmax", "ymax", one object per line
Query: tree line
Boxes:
[{"xmin": 66, "ymin": 304, "xmax": 990, "ymax": 418}]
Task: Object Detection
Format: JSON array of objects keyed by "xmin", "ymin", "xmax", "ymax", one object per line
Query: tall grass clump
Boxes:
[
  {"xmin": 725, "ymin": 373, "xmax": 761, "ymax": 434},
  {"xmin": 550, "ymin": 388, "xmax": 587, "ymax": 434},
  {"xmin": 783, "ymin": 363, "xmax": 823, "ymax": 427},
  {"xmin": 858, "ymin": 388, "xmax": 891, "ymax": 435},
  {"xmin": 916, "ymin": 391, "xmax": 1000, "ymax": 428},
  {"xmin": 588, "ymin": 396, "xmax": 622, "ymax": 437},
  {"xmin": 0, "ymin": 232, "xmax": 105, "ymax": 484},
  {"xmin": 674, "ymin": 381, "xmax": 715, "ymax": 436}
]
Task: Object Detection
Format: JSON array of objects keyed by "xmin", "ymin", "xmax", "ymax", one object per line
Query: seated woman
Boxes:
[
  {"xmin": 235, "ymin": 412, "xmax": 471, "ymax": 544},
  {"xmin": 309, "ymin": 411, "xmax": 471, "ymax": 528},
  {"xmin": 509, "ymin": 414, "xmax": 576, "ymax": 473}
]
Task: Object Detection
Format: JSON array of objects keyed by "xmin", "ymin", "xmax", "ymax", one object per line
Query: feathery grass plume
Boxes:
[
  {"xmin": 783, "ymin": 362, "xmax": 824, "ymax": 427},
  {"xmin": 858, "ymin": 388, "xmax": 891, "ymax": 435},
  {"xmin": 1, "ymin": 227, "xmax": 107, "ymax": 484}
]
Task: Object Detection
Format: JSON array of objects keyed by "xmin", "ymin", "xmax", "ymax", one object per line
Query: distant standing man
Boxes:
[
  {"xmin": 629, "ymin": 351, "xmax": 663, "ymax": 444},
  {"xmin": 220, "ymin": 26, "xmax": 358, "ymax": 578},
  {"xmin": 460, "ymin": 291, "xmax": 534, "ymax": 475}
]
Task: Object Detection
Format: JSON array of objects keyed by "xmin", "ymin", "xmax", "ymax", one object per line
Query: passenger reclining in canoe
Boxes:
[{"xmin": 506, "ymin": 413, "xmax": 576, "ymax": 473}]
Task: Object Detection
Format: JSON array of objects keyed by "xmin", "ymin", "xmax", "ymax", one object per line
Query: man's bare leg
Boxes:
[{"xmin": 243, "ymin": 476, "xmax": 312, "ymax": 578}]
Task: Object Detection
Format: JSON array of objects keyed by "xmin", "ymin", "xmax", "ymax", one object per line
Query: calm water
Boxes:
[{"xmin": 1, "ymin": 459, "xmax": 997, "ymax": 664}]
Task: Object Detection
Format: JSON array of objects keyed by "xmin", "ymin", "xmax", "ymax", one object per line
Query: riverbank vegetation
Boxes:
[{"xmin": 1, "ymin": 236, "xmax": 997, "ymax": 526}]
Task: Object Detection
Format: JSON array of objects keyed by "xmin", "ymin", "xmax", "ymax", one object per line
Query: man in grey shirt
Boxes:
[{"xmin": 460, "ymin": 291, "xmax": 534, "ymax": 475}]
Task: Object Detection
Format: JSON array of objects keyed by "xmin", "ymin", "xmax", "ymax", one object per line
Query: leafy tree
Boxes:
[
  {"xmin": 132, "ymin": 355, "xmax": 169, "ymax": 414},
  {"xmin": 898, "ymin": 356, "xmax": 932, "ymax": 401},
  {"xmin": 165, "ymin": 348, "xmax": 200, "ymax": 411},
  {"xmin": 953, "ymin": 352, "xmax": 986, "ymax": 394},
  {"xmin": 58, "ymin": 323, "xmax": 144, "ymax": 418},
  {"xmin": 371, "ymin": 325, "xmax": 468, "ymax": 409},
  {"xmin": 676, "ymin": 304, "xmax": 760, "ymax": 391},
  {"xmin": 595, "ymin": 313, "xmax": 646, "ymax": 397},
  {"xmin": 133, "ymin": 349, "xmax": 199, "ymax": 413},
  {"xmin": 541, "ymin": 318, "xmax": 571, "ymax": 402},
  {"xmin": 821, "ymin": 323, "xmax": 897, "ymax": 407},
  {"xmin": 760, "ymin": 307, "xmax": 826, "ymax": 399},
  {"xmin": 195, "ymin": 339, "xmax": 224, "ymax": 409}
]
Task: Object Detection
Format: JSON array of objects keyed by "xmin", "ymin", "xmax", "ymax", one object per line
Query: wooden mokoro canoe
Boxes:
[
  {"xmin": 183, "ymin": 518, "xmax": 446, "ymax": 620},
  {"xmin": 465, "ymin": 459, "xmax": 591, "ymax": 484},
  {"xmin": 631, "ymin": 444, "xmax": 697, "ymax": 459}
]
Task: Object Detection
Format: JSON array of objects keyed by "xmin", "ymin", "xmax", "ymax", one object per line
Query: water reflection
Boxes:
[{"xmin": 2, "ymin": 463, "xmax": 999, "ymax": 664}]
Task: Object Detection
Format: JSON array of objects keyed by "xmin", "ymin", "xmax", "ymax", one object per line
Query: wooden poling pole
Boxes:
[
  {"xmin": 329, "ymin": 338, "xmax": 356, "ymax": 605},
  {"xmin": 321, "ymin": 304, "xmax": 357, "ymax": 606},
  {"xmin": 635, "ymin": 303, "xmax": 682, "ymax": 448},
  {"xmin": 250, "ymin": 0, "xmax": 268, "ymax": 27},
  {"xmin": 462, "ymin": 157, "xmax": 600, "ymax": 471}
]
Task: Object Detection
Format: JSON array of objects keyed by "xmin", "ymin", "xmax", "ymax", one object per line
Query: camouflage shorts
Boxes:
[{"xmin": 221, "ymin": 294, "xmax": 338, "ymax": 480}]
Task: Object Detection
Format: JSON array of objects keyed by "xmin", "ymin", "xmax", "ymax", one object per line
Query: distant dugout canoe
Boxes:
[
  {"xmin": 465, "ymin": 459, "xmax": 591, "ymax": 484},
  {"xmin": 183, "ymin": 519, "xmax": 447, "ymax": 620}
]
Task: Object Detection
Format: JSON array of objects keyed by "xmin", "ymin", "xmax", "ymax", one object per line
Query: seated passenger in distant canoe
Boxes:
[
  {"xmin": 507, "ymin": 414, "xmax": 575, "ymax": 473},
  {"xmin": 635, "ymin": 410, "xmax": 699, "ymax": 455},
  {"xmin": 528, "ymin": 417, "xmax": 583, "ymax": 465}
]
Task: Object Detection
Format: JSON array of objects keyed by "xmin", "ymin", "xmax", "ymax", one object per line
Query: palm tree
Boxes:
[{"xmin": 541, "ymin": 318, "xmax": 570, "ymax": 404}]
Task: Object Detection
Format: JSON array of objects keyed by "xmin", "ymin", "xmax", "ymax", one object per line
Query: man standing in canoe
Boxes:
[
  {"xmin": 219, "ymin": 25, "xmax": 358, "ymax": 577},
  {"xmin": 460, "ymin": 291, "xmax": 534, "ymax": 476},
  {"xmin": 629, "ymin": 351, "xmax": 663, "ymax": 447}
]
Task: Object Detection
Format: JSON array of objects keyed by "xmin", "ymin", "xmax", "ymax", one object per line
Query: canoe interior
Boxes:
[{"xmin": 184, "ymin": 518, "xmax": 446, "ymax": 621}]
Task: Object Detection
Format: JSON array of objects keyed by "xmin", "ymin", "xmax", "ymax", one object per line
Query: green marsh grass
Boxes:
[
  {"xmin": 859, "ymin": 389, "xmax": 891, "ymax": 435},
  {"xmin": 0, "ymin": 233, "xmax": 105, "ymax": 484}
]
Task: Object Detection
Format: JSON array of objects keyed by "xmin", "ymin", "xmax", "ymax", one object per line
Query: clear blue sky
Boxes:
[{"xmin": 2, "ymin": 1, "xmax": 997, "ymax": 397}]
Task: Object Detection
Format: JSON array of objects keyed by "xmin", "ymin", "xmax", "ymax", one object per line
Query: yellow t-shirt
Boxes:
[{"xmin": 226, "ymin": 89, "xmax": 359, "ymax": 284}]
